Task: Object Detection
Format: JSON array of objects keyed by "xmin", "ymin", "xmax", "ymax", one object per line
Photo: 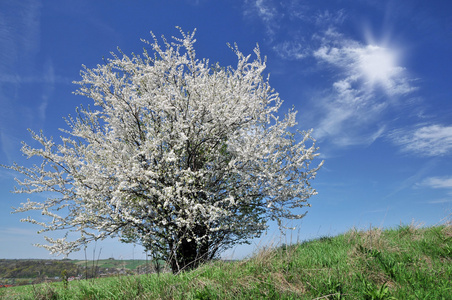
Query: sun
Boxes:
[
  {"xmin": 358, "ymin": 27, "xmax": 404, "ymax": 89},
  {"xmin": 359, "ymin": 45, "xmax": 398, "ymax": 86}
]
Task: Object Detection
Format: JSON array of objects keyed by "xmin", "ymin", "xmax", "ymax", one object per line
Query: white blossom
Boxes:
[{"xmin": 3, "ymin": 28, "xmax": 322, "ymax": 273}]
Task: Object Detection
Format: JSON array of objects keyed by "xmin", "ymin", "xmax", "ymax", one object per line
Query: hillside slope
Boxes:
[{"xmin": 2, "ymin": 224, "xmax": 451, "ymax": 299}]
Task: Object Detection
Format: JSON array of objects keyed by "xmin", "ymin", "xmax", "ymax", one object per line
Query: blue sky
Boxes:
[{"xmin": 1, "ymin": 0, "xmax": 452, "ymax": 260}]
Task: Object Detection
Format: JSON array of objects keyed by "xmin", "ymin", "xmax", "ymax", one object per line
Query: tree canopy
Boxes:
[{"xmin": 6, "ymin": 28, "xmax": 322, "ymax": 273}]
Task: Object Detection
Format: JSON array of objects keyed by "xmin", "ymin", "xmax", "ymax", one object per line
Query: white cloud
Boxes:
[
  {"xmin": 314, "ymin": 38, "xmax": 414, "ymax": 96},
  {"xmin": 421, "ymin": 176, "xmax": 452, "ymax": 189},
  {"xmin": 390, "ymin": 124, "xmax": 452, "ymax": 156}
]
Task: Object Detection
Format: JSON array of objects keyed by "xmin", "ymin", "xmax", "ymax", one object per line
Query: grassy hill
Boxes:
[{"xmin": 1, "ymin": 224, "xmax": 451, "ymax": 299}]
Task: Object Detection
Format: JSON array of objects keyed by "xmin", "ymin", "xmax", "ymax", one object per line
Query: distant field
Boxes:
[
  {"xmin": 70, "ymin": 259, "xmax": 149, "ymax": 270},
  {"xmin": 0, "ymin": 258, "xmax": 156, "ymax": 288}
]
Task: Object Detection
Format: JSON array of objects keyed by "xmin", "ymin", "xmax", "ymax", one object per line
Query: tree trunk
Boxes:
[{"xmin": 169, "ymin": 224, "xmax": 211, "ymax": 274}]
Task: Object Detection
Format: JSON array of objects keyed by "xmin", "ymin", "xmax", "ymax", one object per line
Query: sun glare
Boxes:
[
  {"xmin": 359, "ymin": 45, "xmax": 398, "ymax": 86},
  {"xmin": 358, "ymin": 26, "xmax": 405, "ymax": 89}
]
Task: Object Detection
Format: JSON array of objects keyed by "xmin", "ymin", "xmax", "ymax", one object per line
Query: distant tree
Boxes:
[{"xmin": 4, "ymin": 28, "xmax": 322, "ymax": 274}]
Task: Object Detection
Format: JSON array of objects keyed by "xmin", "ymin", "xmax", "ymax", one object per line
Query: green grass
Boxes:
[{"xmin": 1, "ymin": 224, "xmax": 451, "ymax": 299}]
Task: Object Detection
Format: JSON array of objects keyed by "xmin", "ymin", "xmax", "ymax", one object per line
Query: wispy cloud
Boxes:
[
  {"xmin": 427, "ymin": 198, "xmax": 452, "ymax": 204},
  {"xmin": 243, "ymin": 1, "xmax": 416, "ymax": 148},
  {"xmin": 0, "ymin": 59, "xmax": 59, "ymax": 124},
  {"xmin": 0, "ymin": 131, "xmax": 22, "ymax": 164},
  {"xmin": 184, "ymin": 0, "xmax": 205, "ymax": 5},
  {"xmin": 389, "ymin": 124, "xmax": 452, "ymax": 156},
  {"xmin": 243, "ymin": 0, "xmax": 281, "ymax": 39},
  {"xmin": 0, "ymin": 1, "xmax": 43, "ymax": 164},
  {"xmin": 272, "ymin": 41, "xmax": 308, "ymax": 60},
  {"xmin": 253, "ymin": 0, "xmax": 277, "ymax": 22},
  {"xmin": 314, "ymin": 39, "xmax": 414, "ymax": 96},
  {"xmin": 39, "ymin": 59, "xmax": 56, "ymax": 122},
  {"xmin": 314, "ymin": 9, "xmax": 346, "ymax": 26},
  {"xmin": 0, "ymin": 73, "xmax": 69, "ymax": 85},
  {"xmin": 419, "ymin": 176, "xmax": 452, "ymax": 203},
  {"xmin": 420, "ymin": 176, "xmax": 452, "ymax": 189},
  {"xmin": 384, "ymin": 159, "xmax": 437, "ymax": 199},
  {"xmin": 0, "ymin": 0, "xmax": 41, "ymax": 73},
  {"xmin": 312, "ymin": 90, "xmax": 388, "ymax": 147},
  {"xmin": 0, "ymin": 227, "xmax": 38, "ymax": 237},
  {"xmin": 310, "ymin": 28, "xmax": 415, "ymax": 146}
]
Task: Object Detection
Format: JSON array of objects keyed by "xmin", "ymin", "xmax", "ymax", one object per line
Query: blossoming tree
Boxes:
[{"xmin": 6, "ymin": 28, "xmax": 322, "ymax": 273}]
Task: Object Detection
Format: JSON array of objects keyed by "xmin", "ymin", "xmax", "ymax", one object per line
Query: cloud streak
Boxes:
[
  {"xmin": 39, "ymin": 59, "xmax": 56, "ymax": 122},
  {"xmin": 390, "ymin": 124, "xmax": 452, "ymax": 157},
  {"xmin": 421, "ymin": 176, "xmax": 452, "ymax": 189}
]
